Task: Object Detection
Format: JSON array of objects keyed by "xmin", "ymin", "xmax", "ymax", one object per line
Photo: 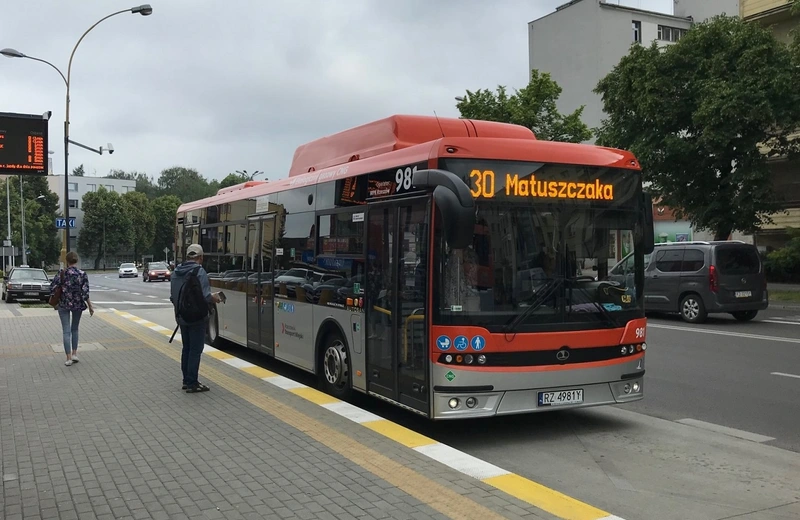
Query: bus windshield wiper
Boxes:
[
  {"xmin": 567, "ymin": 280, "xmax": 622, "ymax": 329},
  {"xmin": 504, "ymin": 277, "xmax": 564, "ymax": 334}
]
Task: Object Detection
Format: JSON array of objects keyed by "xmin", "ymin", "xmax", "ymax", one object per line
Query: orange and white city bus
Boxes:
[{"xmin": 174, "ymin": 115, "xmax": 655, "ymax": 419}]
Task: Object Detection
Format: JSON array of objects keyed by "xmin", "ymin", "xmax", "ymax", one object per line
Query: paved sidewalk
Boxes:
[{"xmin": 0, "ymin": 310, "xmax": 558, "ymax": 520}]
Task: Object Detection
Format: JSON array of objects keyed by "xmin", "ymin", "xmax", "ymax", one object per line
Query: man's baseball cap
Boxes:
[{"xmin": 186, "ymin": 244, "xmax": 204, "ymax": 258}]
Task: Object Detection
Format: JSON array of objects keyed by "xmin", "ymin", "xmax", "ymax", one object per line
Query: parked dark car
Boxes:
[
  {"xmin": 609, "ymin": 240, "xmax": 768, "ymax": 323},
  {"xmin": 1, "ymin": 267, "xmax": 51, "ymax": 303}
]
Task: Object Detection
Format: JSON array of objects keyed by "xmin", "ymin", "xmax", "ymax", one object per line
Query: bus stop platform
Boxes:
[{"xmin": 0, "ymin": 309, "xmax": 565, "ymax": 520}]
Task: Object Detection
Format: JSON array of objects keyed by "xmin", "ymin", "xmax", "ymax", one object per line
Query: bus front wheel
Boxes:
[{"xmin": 320, "ymin": 333, "xmax": 352, "ymax": 400}]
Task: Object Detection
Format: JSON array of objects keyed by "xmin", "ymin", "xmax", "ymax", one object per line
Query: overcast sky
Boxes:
[{"xmin": 1, "ymin": 0, "xmax": 672, "ymax": 183}]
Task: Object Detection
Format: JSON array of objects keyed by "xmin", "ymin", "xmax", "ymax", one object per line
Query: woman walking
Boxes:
[{"xmin": 51, "ymin": 251, "xmax": 94, "ymax": 366}]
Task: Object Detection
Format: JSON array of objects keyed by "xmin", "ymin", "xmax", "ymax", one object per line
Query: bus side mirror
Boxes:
[
  {"xmin": 412, "ymin": 169, "xmax": 475, "ymax": 249},
  {"xmin": 642, "ymin": 191, "xmax": 655, "ymax": 254}
]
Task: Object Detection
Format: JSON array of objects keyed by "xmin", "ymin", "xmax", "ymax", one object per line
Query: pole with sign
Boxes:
[{"xmin": 163, "ymin": 247, "xmax": 169, "ymax": 263}]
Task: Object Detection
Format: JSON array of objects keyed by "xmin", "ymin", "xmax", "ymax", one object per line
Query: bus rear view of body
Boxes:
[{"xmin": 175, "ymin": 115, "xmax": 655, "ymax": 419}]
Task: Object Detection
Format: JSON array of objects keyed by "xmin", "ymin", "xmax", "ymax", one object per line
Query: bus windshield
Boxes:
[{"xmin": 434, "ymin": 159, "xmax": 645, "ymax": 332}]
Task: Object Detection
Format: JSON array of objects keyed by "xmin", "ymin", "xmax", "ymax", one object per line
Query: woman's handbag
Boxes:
[{"xmin": 48, "ymin": 270, "xmax": 65, "ymax": 308}]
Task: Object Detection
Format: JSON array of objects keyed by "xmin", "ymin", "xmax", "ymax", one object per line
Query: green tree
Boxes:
[
  {"xmin": 149, "ymin": 195, "xmax": 182, "ymax": 259},
  {"xmin": 157, "ymin": 166, "xmax": 215, "ymax": 203},
  {"xmin": 219, "ymin": 172, "xmax": 250, "ymax": 190},
  {"xmin": 455, "ymin": 69, "xmax": 592, "ymax": 143},
  {"xmin": 72, "ymin": 164, "xmax": 85, "ymax": 177},
  {"xmin": 121, "ymin": 191, "xmax": 155, "ymax": 262},
  {"xmin": 77, "ymin": 187, "xmax": 134, "ymax": 269},
  {"xmin": 0, "ymin": 176, "xmax": 60, "ymax": 268},
  {"xmin": 106, "ymin": 169, "xmax": 136, "ymax": 180},
  {"xmin": 594, "ymin": 15, "xmax": 800, "ymax": 240}
]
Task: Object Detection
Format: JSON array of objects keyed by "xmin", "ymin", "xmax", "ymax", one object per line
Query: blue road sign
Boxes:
[
  {"xmin": 436, "ymin": 335, "xmax": 451, "ymax": 351},
  {"xmin": 470, "ymin": 335, "xmax": 486, "ymax": 351},
  {"xmin": 454, "ymin": 335, "xmax": 469, "ymax": 351},
  {"xmin": 55, "ymin": 218, "xmax": 75, "ymax": 229}
]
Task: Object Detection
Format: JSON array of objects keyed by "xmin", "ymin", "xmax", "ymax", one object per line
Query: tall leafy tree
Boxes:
[
  {"xmin": 594, "ymin": 15, "xmax": 800, "ymax": 240},
  {"xmin": 121, "ymin": 191, "xmax": 155, "ymax": 262},
  {"xmin": 219, "ymin": 172, "xmax": 250, "ymax": 190},
  {"xmin": 72, "ymin": 164, "xmax": 85, "ymax": 177},
  {"xmin": 78, "ymin": 187, "xmax": 134, "ymax": 269},
  {"xmin": 157, "ymin": 166, "xmax": 216, "ymax": 203},
  {"xmin": 149, "ymin": 195, "xmax": 183, "ymax": 258},
  {"xmin": 0, "ymin": 176, "xmax": 60, "ymax": 268},
  {"xmin": 456, "ymin": 69, "xmax": 592, "ymax": 143}
]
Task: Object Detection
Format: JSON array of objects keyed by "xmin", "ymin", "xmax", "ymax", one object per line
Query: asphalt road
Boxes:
[{"xmin": 84, "ymin": 274, "xmax": 800, "ymax": 519}]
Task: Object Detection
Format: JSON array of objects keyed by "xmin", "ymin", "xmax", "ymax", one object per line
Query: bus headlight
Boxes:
[
  {"xmin": 465, "ymin": 397, "xmax": 477, "ymax": 408},
  {"xmin": 632, "ymin": 382, "xmax": 640, "ymax": 392},
  {"xmin": 444, "ymin": 355, "xmax": 453, "ymax": 363},
  {"xmin": 477, "ymin": 355, "xmax": 487, "ymax": 365},
  {"xmin": 448, "ymin": 398, "xmax": 460, "ymax": 409},
  {"xmin": 464, "ymin": 354, "xmax": 474, "ymax": 364}
]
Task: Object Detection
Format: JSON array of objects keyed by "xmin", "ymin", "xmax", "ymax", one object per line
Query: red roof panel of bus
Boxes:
[
  {"xmin": 287, "ymin": 114, "xmax": 536, "ymax": 177},
  {"xmin": 216, "ymin": 180, "xmax": 268, "ymax": 195}
]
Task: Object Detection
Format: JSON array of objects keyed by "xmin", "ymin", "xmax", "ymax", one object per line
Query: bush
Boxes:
[{"xmin": 765, "ymin": 228, "xmax": 800, "ymax": 283}]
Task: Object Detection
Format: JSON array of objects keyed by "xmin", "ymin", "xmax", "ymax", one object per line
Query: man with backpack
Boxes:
[{"xmin": 170, "ymin": 244, "xmax": 220, "ymax": 393}]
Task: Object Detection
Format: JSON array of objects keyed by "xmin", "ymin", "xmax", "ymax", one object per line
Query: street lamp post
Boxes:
[
  {"xmin": 1, "ymin": 4, "xmax": 153, "ymax": 268},
  {"xmin": 236, "ymin": 170, "xmax": 266, "ymax": 181}
]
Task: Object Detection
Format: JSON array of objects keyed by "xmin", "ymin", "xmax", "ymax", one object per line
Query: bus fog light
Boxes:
[
  {"xmin": 448, "ymin": 398, "xmax": 460, "ymax": 409},
  {"xmin": 632, "ymin": 382, "xmax": 640, "ymax": 392},
  {"xmin": 477, "ymin": 355, "xmax": 486, "ymax": 365},
  {"xmin": 465, "ymin": 397, "xmax": 477, "ymax": 408},
  {"xmin": 624, "ymin": 383, "xmax": 631, "ymax": 394},
  {"xmin": 464, "ymin": 354, "xmax": 474, "ymax": 364}
]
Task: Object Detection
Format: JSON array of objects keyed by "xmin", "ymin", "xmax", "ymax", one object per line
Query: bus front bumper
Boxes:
[{"xmin": 430, "ymin": 357, "xmax": 645, "ymax": 419}]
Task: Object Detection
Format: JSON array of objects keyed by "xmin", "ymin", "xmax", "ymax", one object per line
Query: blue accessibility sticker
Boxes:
[
  {"xmin": 454, "ymin": 335, "xmax": 469, "ymax": 351},
  {"xmin": 436, "ymin": 335, "xmax": 452, "ymax": 351},
  {"xmin": 470, "ymin": 335, "xmax": 486, "ymax": 351}
]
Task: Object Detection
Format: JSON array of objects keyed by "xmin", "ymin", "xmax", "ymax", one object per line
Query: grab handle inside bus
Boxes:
[
  {"xmin": 412, "ymin": 168, "xmax": 476, "ymax": 249},
  {"xmin": 642, "ymin": 191, "xmax": 655, "ymax": 254}
]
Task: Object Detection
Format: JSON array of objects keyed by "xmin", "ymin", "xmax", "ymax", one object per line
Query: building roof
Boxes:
[{"xmin": 529, "ymin": 0, "xmax": 693, "ymax": 25}]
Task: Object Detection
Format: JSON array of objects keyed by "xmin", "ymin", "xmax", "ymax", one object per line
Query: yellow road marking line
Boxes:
[
  {"xmin": 205, "ymin": 350, "xmax": 234, "ymax": 360},
  {"xmin": 484, "ymin": 474, "xmax": 612, "ymax": 520},
  {"xmin": 361, "ymin": 420, "xmax": 437, "ymax": 449},
  {"xmin": 241, "ymin": 366, "xmax": 275, "ymax": 378},
  {"xmin": 288, "ymin": 387, "xmax": 340, "ymax": 405}
]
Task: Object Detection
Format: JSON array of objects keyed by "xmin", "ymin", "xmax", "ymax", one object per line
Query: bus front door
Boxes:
[
  {"xmin": 366, "ymin": 197, "xmax": 430, "ymax": 415},
  {"xmin": 246, "ymin": 214, "xmax": 276, "ymax": 356}
]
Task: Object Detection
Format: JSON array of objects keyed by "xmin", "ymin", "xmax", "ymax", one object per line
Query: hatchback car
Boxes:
[
  {"xmin": 143, "ymin": 262, "xmax": 171, "ymax": 282},
  {"xmin": 2, "ymin": 267, "xmax": 52, "ymax": 303},
  {"xmin": 609, "ymin": 240, "xmax": 768, "ymax": 323},
  {"xmin": 118, "ymin": 263, "xmax": 139, "ymax": 278}
]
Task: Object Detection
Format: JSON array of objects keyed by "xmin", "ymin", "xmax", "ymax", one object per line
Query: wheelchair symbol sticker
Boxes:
[{"xmin": 454, "ymin": 335, "xmax": 468, "ymax": 351}]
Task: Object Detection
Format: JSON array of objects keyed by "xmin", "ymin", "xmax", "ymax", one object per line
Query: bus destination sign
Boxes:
[
  {"xmin": 0, "ymin": 112, "xmax": 49, "ymax": 176},
  {"xmin": 469, "ymin": 169, "xmax": 615, "ymax": 201}
]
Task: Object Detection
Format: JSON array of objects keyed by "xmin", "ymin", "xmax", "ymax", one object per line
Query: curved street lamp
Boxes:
[{"xmin": 2, "ymin": 4, "xmax": 153, "ymax": 267}]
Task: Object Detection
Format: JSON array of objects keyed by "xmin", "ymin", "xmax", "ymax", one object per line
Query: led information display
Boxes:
[
  {"xmin": 0, "ymin": 112, "xmax": 48, "ymax": 176},
  {"xmin": 469, "ymin": 169, "xmax": 615, "ymax": 201}
]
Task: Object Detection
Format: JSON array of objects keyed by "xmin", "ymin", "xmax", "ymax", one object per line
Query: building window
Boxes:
[
  {"xmin": 632, "ymin": 20, "xmax": 641, "ymax": 43},
  {"xmin": 658, "ymin": 25, "xmax": 687, "ymax": 42},
  {"xmin": 125, "ymin": 186, "xmax": 134, "ymax": 193},
  {"xmin": 105, "ymin": 185, "xmax": 115, "ymax": 191},
  {"xmin": 86, "ymin": 183, "xmax": 96, "ymax": 192},
  {"xmin": 68, "ymin": 199, "xmax": 79, "ymax": 209},
  {"xmin": 68, "ymin": 182, "xmax": 78, "ymax": 191}
]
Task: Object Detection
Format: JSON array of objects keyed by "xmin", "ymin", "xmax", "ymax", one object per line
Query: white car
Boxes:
[{"xmin": 118, "ymin": 263, "xmax": 139, "ymax": 278}]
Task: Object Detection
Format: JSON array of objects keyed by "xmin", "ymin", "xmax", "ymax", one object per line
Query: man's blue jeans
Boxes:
[{"xmin": 180, "ymin": 321, "xmax": 206, "ymax": 387}]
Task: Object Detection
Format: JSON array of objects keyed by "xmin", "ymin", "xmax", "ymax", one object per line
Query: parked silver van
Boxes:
[{"xmin": 609, "ymin": 241, "xmax": 768, "ymax": 323}]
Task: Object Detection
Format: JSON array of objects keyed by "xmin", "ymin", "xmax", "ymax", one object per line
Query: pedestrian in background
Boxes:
[
  {"xmin": 170, "ymin": 244, "xmax": 220, "ymax": 393},
  {"xmin": 51, "ymin": 251, "xmax": 94, "ymax": 366}
]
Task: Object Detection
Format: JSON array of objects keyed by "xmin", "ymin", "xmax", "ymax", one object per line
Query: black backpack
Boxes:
[{"xmin": 176, "ymin": 266, "xmax": 209, "ymax": 323}]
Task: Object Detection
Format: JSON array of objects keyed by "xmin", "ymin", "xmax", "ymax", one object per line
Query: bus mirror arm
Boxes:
[
  {"xmin": 412, "ymin": 169, "xmax": 476, "ymax": 249},
  {"xmin": 642, "ymin": 191, "xmax": 655, "ymax": 254}
]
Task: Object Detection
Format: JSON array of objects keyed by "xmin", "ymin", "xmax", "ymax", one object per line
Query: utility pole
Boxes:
[
  {"xmin": 6, "ymin": 179, "xmax": 13, "ymax": 269},
  {"xmin": 20, "ymin": 176, "xmax": 27, "ymax": 266}
]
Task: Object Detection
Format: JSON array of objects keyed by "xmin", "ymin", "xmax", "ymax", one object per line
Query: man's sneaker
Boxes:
[{"xmin": 65, "ymin": 360, "xmax": 73, "ymax": 366}]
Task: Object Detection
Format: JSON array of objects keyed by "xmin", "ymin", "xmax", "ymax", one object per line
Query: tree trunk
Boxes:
[{"xmin": 714, "ymin": 226, "xmax": 733, "ymax": 241}]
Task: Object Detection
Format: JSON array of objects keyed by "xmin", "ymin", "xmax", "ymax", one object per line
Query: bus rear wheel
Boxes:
[
  {"xmin": 206, "ymin": 306, "xmax": 223, "ymax": 349},
  {"xmin": 320, "ymin": 333, "xmax": 352, "ymax": 400}
]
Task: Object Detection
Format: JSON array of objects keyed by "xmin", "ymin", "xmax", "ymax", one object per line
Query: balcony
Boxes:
[{"xmin": 741, "ymin": 0, "xmax": 793, "ymax": 22}]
